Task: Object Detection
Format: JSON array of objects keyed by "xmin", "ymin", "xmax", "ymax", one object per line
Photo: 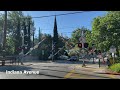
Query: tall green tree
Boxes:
[
  {"xmin": 71, "ymin": 27, "xmax": 91, "ymax": 45},
  {"xmin": 32, "ymin": 33, "xmax": 52, "ymax": 60},
  {"xmin": 92, "ymin": 11, "xmax": 120, "ymax": 56},
  {"xmin": 53, "ymin": 16, "xmax": 59, "ymax": 60},
  {"xmin": 14, "ymin": 17, "xmax": 21, "ymax": 55},
  {"xmin": 23, "ymin": 18, "xmax": 28, "ymax": 54},
  {"xmin": 68, "ymin": 27, "xmax": 91, "ymax": 57},
  {"xmin": 0, "ymin": 11, "xmax": 34, "ymax": 55}
]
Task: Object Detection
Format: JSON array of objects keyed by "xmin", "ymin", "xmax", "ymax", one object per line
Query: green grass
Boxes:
[{"xmin": 109, "ymin": 63, "xmax": 120, "ymax": 73}]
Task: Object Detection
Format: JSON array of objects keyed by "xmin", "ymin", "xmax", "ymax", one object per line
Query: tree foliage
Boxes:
[
  {"xmin": 0, "ymin": 11, "xmax": 34, "ymax": 55},
  {"xmin": 92, "ymin": 11, "xmax": 120, "ymax": 56}
]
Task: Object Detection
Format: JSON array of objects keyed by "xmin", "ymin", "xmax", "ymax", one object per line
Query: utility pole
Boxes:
[
  {"xmin": 2, "ymin": 11, "xmax": 7, "ymax": 66},
  {"xmin": 3, "ymin": 11, "xmax": 7, "ymax": 52}
]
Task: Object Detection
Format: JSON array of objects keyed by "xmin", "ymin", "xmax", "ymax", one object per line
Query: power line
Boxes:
[
  {"xmin": 4, "ymin": 11, "xmax": 91, "ymax": 20},
  {"xmin": 28, "ymin": 11, "xmax": 93, "ymax": 19},
  {"xmin": 38, "ymin": 27, "xmax": 78, "ymax": 30}
]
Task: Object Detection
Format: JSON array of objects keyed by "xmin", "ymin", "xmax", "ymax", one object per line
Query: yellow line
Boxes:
[
  {"xmin": 107, "ymin": 75, "xmax": 117, "ymax": 79},
  {"xmin": 64, "ymin": 70, "xmax": 75, "ymax": 79},
  {"xmin": 65, "ymin": 65, "xmax": 118, "ymax": 79}
]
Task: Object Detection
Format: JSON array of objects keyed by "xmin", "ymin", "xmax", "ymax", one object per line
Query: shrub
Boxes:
[
  {"xmin": 109, "ymin": 63, "xmax": 120, "ymax": 73},
  {"xmin": 109, "ymin": 57, "xmax": 120, "ymax": 64}
]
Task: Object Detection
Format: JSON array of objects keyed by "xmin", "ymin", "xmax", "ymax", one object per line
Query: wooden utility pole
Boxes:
[
  {"xmin": 3, "ymin": 11, "xmax": 7, "ymax": 51},
  {"xmin": 2, "ymin": 11, "xmax": 7, "ymax": 66}
]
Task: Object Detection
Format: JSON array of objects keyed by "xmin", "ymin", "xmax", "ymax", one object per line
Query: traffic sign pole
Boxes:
[
  {"xmin": 81, "ymin": 30, "xmax": 86, "ymax": 67},
  {"xmin": 99, "ymin": 59, "xmax": 100, "ymax": 68},
  {"xmin": 109, "ymin": 45, "xmax": 116, "ymax": 64}
]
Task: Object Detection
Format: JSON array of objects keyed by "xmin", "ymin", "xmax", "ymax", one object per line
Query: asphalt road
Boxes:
[{"xmin": 0, "ymin": 60, "xmax": 120, "ymax": 79}]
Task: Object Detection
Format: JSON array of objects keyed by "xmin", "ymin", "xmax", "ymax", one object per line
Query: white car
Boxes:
[
  {"xmin": 59, "ymin": 55, "xmax": 68, "ymax": 60},
  {"xmin": 67, "ymin": 56, "xmax": 78, "ymax": 61}
]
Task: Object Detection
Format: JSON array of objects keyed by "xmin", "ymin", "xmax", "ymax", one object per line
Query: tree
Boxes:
[
  {"xmin": 14, "ymin": 16, "xmax": 21, "ymax": 55},
  {"xmin": 71, "ymin": 27, "xmax": 91, "ymax": 45},
  {"xmin": 53, "ymin": 16, "xmax": 59, "ymax": 60},
  {"xmin": 0, "ymin": 11, "xmax": 34, "ymax": 55},
  {"xmin": 92, "ymin": 11, "xmax": 120, "ymax": 56},
  {"xmin": 27, "ymin": 18, "xmax": 31, "ymax": 52},
  {"xmin": 32, "ymin": 33, "xmax": 52, "ymax": 60},
  {"xmin": 68, "ymin": 27, "xmax": 91, "ymax": 57}
]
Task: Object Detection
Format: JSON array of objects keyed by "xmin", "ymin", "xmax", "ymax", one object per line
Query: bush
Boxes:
[
  {"xmin": 109, "ymin": 57, "xmax": 120, "ymax": 64},
  {"xmin": 109, "ymin": 63, "xmax": 120, "ymax": 73}
]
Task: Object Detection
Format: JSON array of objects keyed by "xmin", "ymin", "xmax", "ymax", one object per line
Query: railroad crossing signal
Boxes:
[
  {"xmin": 84, "ymin": 43, "xmax": 88, "ymax": 48},
  {"xmin": 78, "ymin": 43, "xmax": 82, "ymax": 48},
  {"xmin": 78, "ymin": 43, "xmax": 89, "ymax": 48}
]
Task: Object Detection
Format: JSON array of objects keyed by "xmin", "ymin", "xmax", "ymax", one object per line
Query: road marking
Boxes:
[
  {"xmin": 64, "ymin": 65, "xmax": 117, "ymax": 79},
  {"xmin": 65, "ymin": 72, "xmax": 98, "ymax": 79},
  {"xmin": 107, "ymin": 75, "xmax": 117, "ymax": 79},
  {"xmin": 64, "ymin": 70, "xmax": 75, "ymax": 79}
]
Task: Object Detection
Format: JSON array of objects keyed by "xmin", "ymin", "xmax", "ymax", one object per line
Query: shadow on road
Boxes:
[
  {"xmin": 53, "ymin": 60, "xmax": 108, "ymax": 65},
  {"xmin": 0, "ymin": 65, "xmax": 33, "ymax": 72},
  {"xmin": 36, "ymin": 68, "xmax": 112, "ymax": 79}
]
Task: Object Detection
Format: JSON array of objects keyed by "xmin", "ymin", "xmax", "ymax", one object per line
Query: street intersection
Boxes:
[{"xmin": 0, "ymin": 60, "xmax": 120, "ymax": 79}]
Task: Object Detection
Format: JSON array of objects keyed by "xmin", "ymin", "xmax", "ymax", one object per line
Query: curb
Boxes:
[{"xmin": 105, "ymin": 70, "xmax": 120, "ymax": 75}]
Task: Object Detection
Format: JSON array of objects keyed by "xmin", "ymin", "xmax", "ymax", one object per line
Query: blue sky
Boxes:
[
  {"xmin": 23, "ymin": 11, "xmax": 107, "ymax": 38},
  {"xmin": 0, "ymin": 11, "xmax": 107, "ymax": 38}
]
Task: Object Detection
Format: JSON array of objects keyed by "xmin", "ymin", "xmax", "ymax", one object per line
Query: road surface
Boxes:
[{"xmin": 0, "ymin": 60, "xmax": 120, "ymax": 79}]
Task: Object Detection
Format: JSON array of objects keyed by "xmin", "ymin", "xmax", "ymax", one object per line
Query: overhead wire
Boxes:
[{"xmin": 31, "ymin": 11, "xmax": 93, "ymax": 19}]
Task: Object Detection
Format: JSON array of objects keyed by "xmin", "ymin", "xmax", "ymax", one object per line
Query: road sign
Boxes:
[
  {"xmin": 112, "ymin": 53, "xmax": 114, "ymax": 57},
  {"xmin": 98, "ymin": 54, "xmax": 102, "ymax": 59},
  {"xmin": 109, "ymin": 48, "xmax": 116, "ymax": 53}
]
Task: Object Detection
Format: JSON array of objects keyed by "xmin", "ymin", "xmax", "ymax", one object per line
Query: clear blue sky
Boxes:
[
  {"xmin": 1, "ymin": 11, "xmax": 107, "ymax": 38},
  {"xmin": 23, "ymin": 11, "xmax": 107, "ymax": 38}
]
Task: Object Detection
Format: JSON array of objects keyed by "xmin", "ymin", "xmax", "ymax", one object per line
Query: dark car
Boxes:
[{"xmin": 67, "ymin": 56, "xmax": 78, "ymax": 61}]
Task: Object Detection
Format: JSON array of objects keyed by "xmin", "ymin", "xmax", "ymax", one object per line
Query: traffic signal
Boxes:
[
  {"xmin": 84, "ymin": 43, "xmax": 89, "ymax": 48},
  {"xmin": 78, "ymin": 43, "xmax": 82, "ymax": 48}
]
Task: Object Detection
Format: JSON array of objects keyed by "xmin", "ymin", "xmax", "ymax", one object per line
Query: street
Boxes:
[{"xmin": 0, "ymin": 60, "xmax": 120, "ymax": 79}]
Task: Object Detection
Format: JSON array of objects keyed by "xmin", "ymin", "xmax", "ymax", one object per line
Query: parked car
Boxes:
[
  {"xmin": 48, "ymin": 54, "xmax": 53, "ymax": 59},
  {"xmin": 67, "ymin": 56, "xmax": 78, "ymax": 61},
  {"xmin": 58, "ymin": 55, "xmax": 69, "ymax": 60}
]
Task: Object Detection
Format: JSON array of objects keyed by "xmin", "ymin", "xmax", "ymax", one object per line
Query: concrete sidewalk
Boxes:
[{"xmin": 70, "ymin": 64, "xmax": 120, "ymax": 79}]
